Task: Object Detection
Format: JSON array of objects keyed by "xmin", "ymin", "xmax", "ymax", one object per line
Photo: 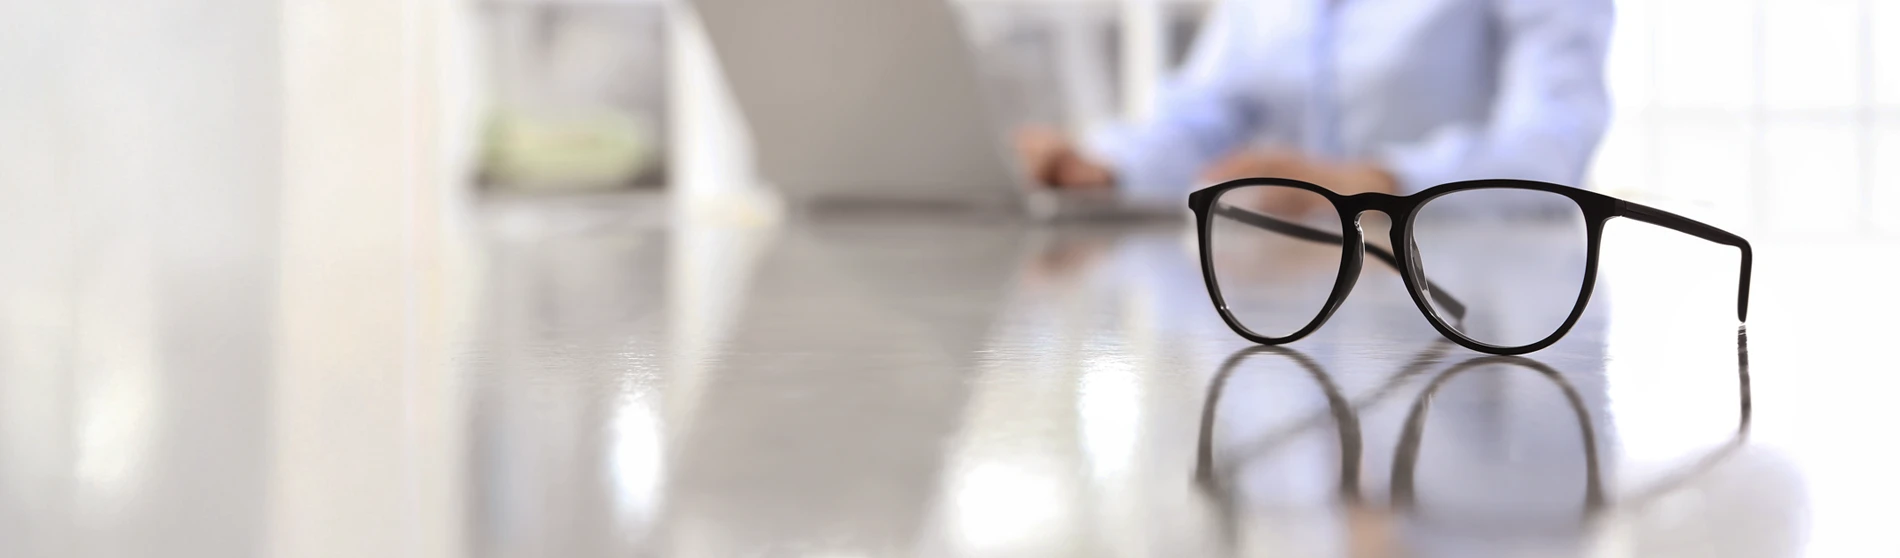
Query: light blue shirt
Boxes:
[{"xmin": 1087, "ymin": 0, "xmax": 1614, "ymax": 198}]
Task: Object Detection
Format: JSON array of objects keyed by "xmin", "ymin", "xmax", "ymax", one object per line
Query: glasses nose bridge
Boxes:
[{"xmin": 1337, "ymin": 192, "xmax": 1407, "ymax": 226}]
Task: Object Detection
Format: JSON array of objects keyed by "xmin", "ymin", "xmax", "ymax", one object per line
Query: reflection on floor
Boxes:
[{"xmin": 2, "ymin": 196, "xmax": 1889, "ymax": 557}]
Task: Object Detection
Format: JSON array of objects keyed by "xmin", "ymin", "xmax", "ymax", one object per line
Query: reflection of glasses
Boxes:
[
  {"xmin": 1391, "ymin": 328, "xmax": 1753, "ymax": 531},
  {"xmin": 1193, "ymin": 341, "xmax": 1453, "ymax": 549},
  {"xmin": 1194, "ymin": 341, "xmax": 1455, "ymax": 501},
  {"xmin": 1195, "ymin": 328, "xmax": 1752, "ymax": 538},
  {"xmin": 1390, "ymin": 355, "xmax": 1607, "ymax": 525},
  {"xmin": 1188, "ymin": 178, "xmax": 1753, "ymax": 355}
]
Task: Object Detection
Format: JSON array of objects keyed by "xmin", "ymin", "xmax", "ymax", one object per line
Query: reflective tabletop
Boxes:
[{"xmin": 1, "ymin": 198, "xmax": 1892, "ymax": 557}]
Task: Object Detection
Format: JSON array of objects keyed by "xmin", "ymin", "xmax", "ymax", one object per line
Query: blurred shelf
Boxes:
[
  {"xmin": 475, "ymin": 0, "xmax": 1212, "ymax": 6},
  {"xmin": 479, "ymin": 0, "xmax": 668, "ymax": 6},
  {"xmin": 478, "ymin": 188, "xmax": 672, "ymax": 237},
  {"xmin": 956, "ymin": 0, "xmax": 1211, "ymax": 5}
]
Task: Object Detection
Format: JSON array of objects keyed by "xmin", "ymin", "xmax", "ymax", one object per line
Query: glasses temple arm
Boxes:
[
  {"xmin": 1616, "ymin": 201, "xmax": 1753, "ymax": 321},
  {"xmin": 1211, "ymin": 204, "xmax": 1468, "ymax": 321}
]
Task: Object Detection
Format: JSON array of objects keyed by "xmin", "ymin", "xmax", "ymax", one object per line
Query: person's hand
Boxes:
[
  {"xmin": 1199, "ymin": 147, "xmax": 1399, "ymax": 216},
  {"xmin": 1014, "ymin": 126, "xmax": 1115, "ymax": 190},
  {"xmin": 1200, "ymin": 147, "xmax": 1398, "ymax": 195}
]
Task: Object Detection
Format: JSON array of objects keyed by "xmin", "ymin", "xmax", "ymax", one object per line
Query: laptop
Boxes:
[{"xmin": 689, "ymin": 0, "xmax": 1181, "ymax": 220}]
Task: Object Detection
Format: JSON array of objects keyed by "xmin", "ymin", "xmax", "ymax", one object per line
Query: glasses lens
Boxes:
[
  {"xmin": 1411, "ymin": 187, "xmax": 1589, "ymax": 348},
  {"xmin": 1207, "ymin": 185, "xmax": 1343, "ymax": 339}
]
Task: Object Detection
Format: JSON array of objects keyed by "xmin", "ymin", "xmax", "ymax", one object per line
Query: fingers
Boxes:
[
  {"xmin": 1261, "ymin": 186, "xmax": 1323, "ymax": 217},
  {"xmin": 1225, "ymin": 183, "xmax": 1318, "ymax": 217},
  {"xmin": 1199, "ymin": 148, "xmax": 1313, "ymax": 184},
  {"xmin": 1014, "ymin": 126, "xmax": 1114, "ymax": 189},
  {"xmin": 1198, "ymin": 154, "xmax": 1252, "ymax": 184},
  {"xmin": 1015, "ymin": 126, "xmax": 1070, "ymax": 186},
  {"xmin": 1335, "ymin": 163, "xmax": 1400, "ymax": 195},
  {"xmin": 1054, "ymin": 158, "xmax": 1114, "ymax": 190}
]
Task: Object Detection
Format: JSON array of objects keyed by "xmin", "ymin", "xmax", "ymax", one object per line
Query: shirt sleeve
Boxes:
[
  {"xmin": 1081, "ymin": 0, "xmax": 1267, "ymax": 202},
  {"xmin": 1379, "ymin": 0, "xmax": 1614, "ymax": 194}
]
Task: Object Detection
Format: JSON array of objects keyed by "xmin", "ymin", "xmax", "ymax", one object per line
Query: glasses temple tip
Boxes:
[{"xmin": 1736, "ymin": 240, "xmax": 1752, "ymax": 323}]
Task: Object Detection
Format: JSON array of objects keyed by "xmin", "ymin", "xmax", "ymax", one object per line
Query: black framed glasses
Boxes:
[{"xmin": 1188, "ymin": 178, "xmax": 1752, "ymax": 355}]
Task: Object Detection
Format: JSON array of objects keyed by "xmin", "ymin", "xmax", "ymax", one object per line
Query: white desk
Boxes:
[{"xmin": 0, "ymin": 197, "xmax": 1890, "ymax": 557}]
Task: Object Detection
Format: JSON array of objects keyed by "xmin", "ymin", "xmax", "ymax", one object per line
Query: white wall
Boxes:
[
  {"xmin": 0, "ymin": 1, "xmax": 280, "ymax": 557},
  {"xmin": 274, "ymin": 0, "xmax": 476, "ymax": 557},
  {"xmin": 0, "ymin": 1, "xmax": 479, "ymax": 556},
  {"xmin": 1595, "ymin": 0, "xmax": 1900, "ymax": 236}
]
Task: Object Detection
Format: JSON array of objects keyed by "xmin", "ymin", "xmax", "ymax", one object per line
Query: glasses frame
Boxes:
[{"xmin": 1188, "ymin": 178, "xmax": 1752, "ymax": 355}]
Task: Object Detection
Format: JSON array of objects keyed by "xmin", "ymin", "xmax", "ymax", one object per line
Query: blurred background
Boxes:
[
  {"xmin": 529, "ymin": 0, "xmax": 1888, "ymax": 233},
  {"xmin": 476, "ymin": 0, "xmax": 1898, "ymax": 234},
  {"xmin": 8, "ymin": 0, "xmax": 1892, "ymax": 232},
  {"xmin": 463, "ymin": 0, "xmax": 1900, "ymax": 237}
]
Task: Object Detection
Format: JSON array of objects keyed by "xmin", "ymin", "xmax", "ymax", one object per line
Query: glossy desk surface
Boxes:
[{"xmin": 2, "ymin": 200, "xmax": 1894, "ymax": 557}]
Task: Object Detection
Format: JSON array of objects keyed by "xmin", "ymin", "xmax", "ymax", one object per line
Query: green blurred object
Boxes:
[{"xmin": 482, "ymin": 108, "xmax": 656, "ymax": 191}]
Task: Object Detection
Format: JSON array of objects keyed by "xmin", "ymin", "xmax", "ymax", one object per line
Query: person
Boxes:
[{"xmin": 1017, "ymin": 0, "xmax": 1613, "ymax": 203}]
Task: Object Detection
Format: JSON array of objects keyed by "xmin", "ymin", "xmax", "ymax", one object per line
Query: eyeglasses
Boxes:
[{"xmin": 1187, "ymin": 178, "xmax": 1752, "ymax": 355}]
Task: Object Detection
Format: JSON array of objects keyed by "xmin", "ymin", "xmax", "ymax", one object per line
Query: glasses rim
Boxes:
[{"xmin": 1188, "ymin": 178, "xmax": 1753, "ymax": 355}]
